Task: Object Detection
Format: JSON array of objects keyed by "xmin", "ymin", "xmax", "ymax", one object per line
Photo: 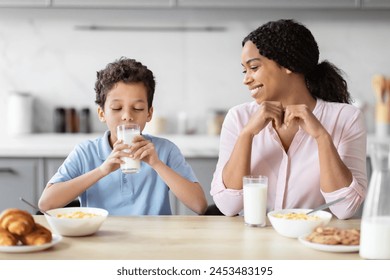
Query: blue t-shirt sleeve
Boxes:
[
  {"xmin": 48, "ymin": 144, "xmax": 85, "ymax": 184},
  {"xmin": 165, "ymin": 142, "xmax": 198, "ymax": 183}
]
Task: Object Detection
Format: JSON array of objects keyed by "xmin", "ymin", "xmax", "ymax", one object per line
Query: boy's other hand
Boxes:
[{"xmin": 130, "ymin": 135, "xmax": 160, "ymax": 167}]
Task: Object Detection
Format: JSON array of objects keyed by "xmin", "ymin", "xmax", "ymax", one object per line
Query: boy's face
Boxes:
[{"xmin": 97, "ymin": 81, "xmax": 153, "ymax": 144}]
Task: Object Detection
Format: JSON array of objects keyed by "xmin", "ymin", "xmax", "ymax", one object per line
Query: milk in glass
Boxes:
[
  {"xmin": 117, "ymin": 124, "xmax": 141, "ymax": 174},
  {"xmin": 243, "ymin": 176, "xmax": 268, "ymax": 227},
  {"xmin": 360, "ymin": 217, "xmax": 390, "ymax": 259},
  {"xmin": 360, "ymin": 142, "xmax": 390, "ymax": 259}
]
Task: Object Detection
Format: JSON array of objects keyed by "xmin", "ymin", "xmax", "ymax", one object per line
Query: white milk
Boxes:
[
  {"xmin": 360, "ymin": 216, "xmax": 390, "ymax": 259},
  {"xmin": 243, "ymin": 183, "xmax": 267, "ymax": 227},
  {"xmin": 117, "ymin": 125, "xmax": 140, "ymax": 174}
]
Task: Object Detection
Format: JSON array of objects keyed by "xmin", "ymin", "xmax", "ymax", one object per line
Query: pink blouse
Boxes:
[{"xmin": 211, "ymin": 99, "xmax": 367, "ymax": 219}]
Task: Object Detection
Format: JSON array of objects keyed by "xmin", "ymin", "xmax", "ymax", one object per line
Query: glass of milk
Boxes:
[
  {"xmin": 243, "ymin": 175, "xmax": 268, "ymax": 227},
  {"xmin": 360, "ymin": 142, "xmax": 390, "ymax": 259},
  {"xmin": 116, "ymin": 124, "xmax": 141, "ymax": 174}
]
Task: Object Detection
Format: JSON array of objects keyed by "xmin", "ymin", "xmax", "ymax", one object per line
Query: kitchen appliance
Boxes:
[{"xmin": 7, "ymin": 92, "xmax": 33, "ymax": 135}]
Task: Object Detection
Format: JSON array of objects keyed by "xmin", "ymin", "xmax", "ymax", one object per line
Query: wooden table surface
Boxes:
[{"xmin": 1, "ymin": 215, "xmax": 361, "ymax": 260}]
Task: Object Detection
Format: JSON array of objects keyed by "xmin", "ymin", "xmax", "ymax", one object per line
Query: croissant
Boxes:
[
  {"xmin": 19, "ymin": 223, "xmax": 52, "ymax": 246},
  {"xmin": 0, "ymin": 208, "xmax": 35, "ymax": 236},
  {"xmin": 0, "ymin": 227, "xmax": 18, "ymax": 246}
]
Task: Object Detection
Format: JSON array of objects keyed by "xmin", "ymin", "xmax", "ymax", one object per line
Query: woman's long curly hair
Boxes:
[
  {"xmin": 94, "ymin": 57, "xmax": 156, "ymax": 109},
  {"xmin": 242, "ymin": 19, "xmax": 351, "ymax": 104}
]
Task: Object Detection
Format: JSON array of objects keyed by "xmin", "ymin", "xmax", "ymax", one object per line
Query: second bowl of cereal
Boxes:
[
  {"xmin": 45, "ymin": 207, "xmax": 108, "ymax": 236},
  {"xmin": 267, "ymin": 209, "xmax": 332, "ymax": 238}
]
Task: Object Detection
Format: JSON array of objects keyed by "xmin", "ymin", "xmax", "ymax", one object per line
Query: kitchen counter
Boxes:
[
  {"xmin": 0, "ymin": 133, "xmax": 220, "ymax": 158},
  {"xmin": 1, "ymin": 215, "xmax": 361, "ymax": 260},
  {"xmin": 0, "ymin": 133, "xmax": 383, "ymax": 159}
]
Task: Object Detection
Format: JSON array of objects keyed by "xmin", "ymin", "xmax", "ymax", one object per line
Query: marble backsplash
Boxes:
[{"xmin": 1, "ymin": 7, "xmax": 389, "ymax": 135}]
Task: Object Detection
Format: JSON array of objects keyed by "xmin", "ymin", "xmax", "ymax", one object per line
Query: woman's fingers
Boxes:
[{"xmin": 262, "ymin": 102, "xmax": 284, "ymax": 128}]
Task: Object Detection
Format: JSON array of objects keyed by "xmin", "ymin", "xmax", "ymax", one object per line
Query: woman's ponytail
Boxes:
[{"xmin": 305, "ymin": 61, "xmax": 351, "ymax": 104}]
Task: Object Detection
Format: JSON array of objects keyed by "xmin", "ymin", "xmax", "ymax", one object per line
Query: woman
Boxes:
[{"xmin": 211, "ymin": 19, "xmax": 367, "ymax": 219}]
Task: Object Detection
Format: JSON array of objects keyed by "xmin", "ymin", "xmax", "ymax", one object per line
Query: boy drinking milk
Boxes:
[{"xmin": 39, "ymin": 58, "xmax": 207, "ymax": 215}]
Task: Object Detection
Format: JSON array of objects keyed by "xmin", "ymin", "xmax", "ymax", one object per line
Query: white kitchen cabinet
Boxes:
[
  {"xmin": 44, "ymin": 158, "xmax": 65, "ymax": 184},
  {"xmin": 52, "ymin": 0, "xmax": 174, "ymax": 8},
  {"xmin": 177, "ymin": 0, "xmax": 359, "ymax": 8},
  {"xmin": 0, "ymin": 158, "xmax": 44, "ymax": 214},
  {"xmin": 0, "ymin": 0, "xmax": 50, "ymax": 7},
  {"xmin": 361, "ymin": 0, "xmax": 390, "ymax": 8},
  {"xmin": 171, "ymin": 157, "xmax": 217, "ymax": 215}
]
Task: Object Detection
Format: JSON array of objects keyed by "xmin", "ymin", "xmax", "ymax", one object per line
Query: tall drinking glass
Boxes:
[
  {"xmin": 243, "ymin": 175, "xmax": 268, "ymax": 227},
  {"xmin": 116, "ymin": 124, "xmax": 141, "ymax": 174}
]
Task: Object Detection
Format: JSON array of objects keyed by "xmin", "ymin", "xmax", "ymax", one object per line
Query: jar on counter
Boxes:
[
  {"xmin": 79, "ymin": 108, "xmax": 91, "ymax": 133},
  {"xmin": 207, "ymin": 109, "xmax": 226, "ymax": 135},
  {"xmin": 54, "ymin": 107, "xmax": 66, "ymax": 133},
  {"xmin": 65, "ymin": 108, "xmax": 79, "ymax": 133}
]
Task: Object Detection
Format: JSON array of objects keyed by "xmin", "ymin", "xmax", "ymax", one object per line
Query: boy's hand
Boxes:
[
  {"xmin": 130, "ymin": 135, "xmax": 161, "ymax": 167},
  {"xmin": 99, "ymin": 139, "xmax": 131, "ymax": 176}
]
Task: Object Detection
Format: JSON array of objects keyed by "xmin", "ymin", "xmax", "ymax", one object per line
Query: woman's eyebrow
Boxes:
[{"xmin": 242, "ymin": 58, "xmax": 261, "ymax": 66}]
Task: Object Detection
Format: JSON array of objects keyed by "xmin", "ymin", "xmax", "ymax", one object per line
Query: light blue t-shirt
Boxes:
[{"xmin": 49, "ymin": 131, "xmax": 198, "ymax": 215}]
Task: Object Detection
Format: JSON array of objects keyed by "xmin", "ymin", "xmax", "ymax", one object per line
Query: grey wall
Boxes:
[{"xmin": 1, "ymin": 7, "xmax": 389, "ymax": 134}]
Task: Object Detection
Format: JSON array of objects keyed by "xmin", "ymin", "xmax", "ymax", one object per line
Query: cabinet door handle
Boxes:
[{"xmin": 0, "ymin": 168, "xmax": 16, "ymax": 174}]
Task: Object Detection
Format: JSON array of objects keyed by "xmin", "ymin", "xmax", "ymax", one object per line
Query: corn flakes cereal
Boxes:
[
  {"xmin": 56, "ymin": 211, "xmax": 99, "ymax": 219},
  {"xmin": 273, "ymin": 212, "xmax": 320, "ymax": 221}
]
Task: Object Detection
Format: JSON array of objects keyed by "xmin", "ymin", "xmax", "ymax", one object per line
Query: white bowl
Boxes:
[
  {"xmin": 267, "ymin": 208, "xmax": 332, "ymax": 238},
  {"xmin": 45, "ymin": 207, "xmax": 108, "ymax": 237}
]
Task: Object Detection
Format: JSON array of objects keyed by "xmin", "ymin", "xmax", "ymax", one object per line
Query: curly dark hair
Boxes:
[
  {"xmin": 94, "ymin": 57, "xmax": 156, "ymax": 109},
  {"xmin": 242, "ymin": 19, "xmax": 351, "ymax": 104}
]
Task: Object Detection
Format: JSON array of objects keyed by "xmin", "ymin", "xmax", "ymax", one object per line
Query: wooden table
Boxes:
[{"xmin": 1, "ymin": 215, "xmax": 361, "ymax": 260}]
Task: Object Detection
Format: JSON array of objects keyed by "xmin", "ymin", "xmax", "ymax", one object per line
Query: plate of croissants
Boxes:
[{"xmin": 0, "ymin": 208, "xmax": 62, "ymax": 253}]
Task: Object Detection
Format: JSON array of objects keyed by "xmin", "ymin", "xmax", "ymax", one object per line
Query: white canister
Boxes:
[{"xmin": 7, "ymin": 92, "xmax": 34, "ymax": 135}]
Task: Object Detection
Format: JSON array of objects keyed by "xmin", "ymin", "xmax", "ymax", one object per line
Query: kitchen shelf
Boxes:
[
  {"xmin": 52, "ymin": 0, "xmax": 174, "ymax": 8},
  {"xmin": 0, "ymin": 0, "xmax": 50, "ymax": 7},
  {"xmin": 2, "ymin": 0, "xmax": 389, "ymax": 9},
  {"xmin": 177, "ymin": 0, "xmax": 359, "ymax": 9}
]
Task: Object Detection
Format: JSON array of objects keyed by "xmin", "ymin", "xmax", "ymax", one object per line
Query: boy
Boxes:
[{"xmin": 39, "ymin": 58, "xmax": 207, "ymax": 215}]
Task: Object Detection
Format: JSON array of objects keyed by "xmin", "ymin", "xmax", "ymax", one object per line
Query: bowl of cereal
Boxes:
[
  {"xmin": 267, "ymin": 209, "xmax": 332, "ymax": 238},
  {"xmin": 44, "ymin": 207, "xmax": 108, "ymax": 237}
]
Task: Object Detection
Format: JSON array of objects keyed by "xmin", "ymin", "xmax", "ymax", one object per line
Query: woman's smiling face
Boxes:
[{"xmin": 241, "ymin": 40, "xmax": 291, "ymax": 104}]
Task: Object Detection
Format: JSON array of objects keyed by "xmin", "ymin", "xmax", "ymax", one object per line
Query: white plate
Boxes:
[
  {"xmin": 0, "ymin": 234, "xmax": 62, "ymax": 253},
  {"xmin": 298, "ymin": 235, "xmax": 359, "ymax": 253}
]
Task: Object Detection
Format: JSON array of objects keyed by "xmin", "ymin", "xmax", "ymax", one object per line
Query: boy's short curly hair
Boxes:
[{"xmin": 94, "ymin": 57, "xmax": 155, "ymax": 109}]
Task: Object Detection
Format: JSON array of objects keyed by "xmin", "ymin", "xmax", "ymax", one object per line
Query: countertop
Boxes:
[
  {"xmin": 0, "ymin": 215, "xmax": 361, "ymax": 260},
  {"xmin": 0, "ymin": 133, "xmax": 384, "ymax": 158},
  {"xmin": 0, "ymin": 133, "xmax": 220, "ymax": 158}
]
